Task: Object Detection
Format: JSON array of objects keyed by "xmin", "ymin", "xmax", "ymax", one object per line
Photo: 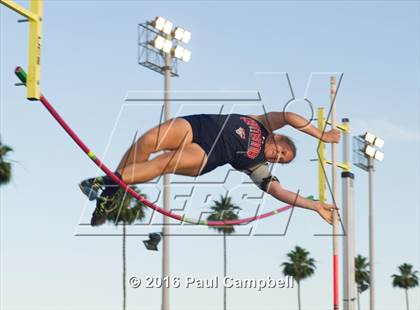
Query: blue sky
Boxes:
[{"xmin": 1, "ymin": 1, "xmax": 419, "ymax": 310}]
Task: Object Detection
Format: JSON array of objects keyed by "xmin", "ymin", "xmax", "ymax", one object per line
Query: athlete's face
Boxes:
[{"xmin": 265, "ymin": 139, "xmax": 294, "ymax": 164}]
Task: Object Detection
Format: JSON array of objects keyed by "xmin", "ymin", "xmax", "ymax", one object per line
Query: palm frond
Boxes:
[
  {"xmin": 0, "ymin": 145, "xmax": 13, "ymax": 157},
  {"xmin": 207, "ymin": 194, "xmax": 241, "ymax": 234},
  {"xmin": 355, "ymin": 254, "xmax": 370, "ymax": 293},
  {"xmin": 391, "ymin": 263, "xmax": 419, "ymax": 289},
  {"xmin": 281, "ymin": 246, "xmax": 317, "ymax": 282},
  {"xmin": 0, "ymin": 143, "xmax": 13, "ymax": 185},
  {"xmin": 104, "ymin": 186, "xmax": 148, "ymax": 225}
]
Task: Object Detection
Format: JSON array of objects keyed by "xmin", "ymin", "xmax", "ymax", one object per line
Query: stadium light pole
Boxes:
[
  {"xmin": 367, "ymin": 154, "xmax": 375, "ymax": 310},
  {"xmin": 365, "ymin": 133, "xmax": 383, "ymax": 310},
  {"xmin": 138, "ymin": 17, "xmax": 191, "ymax": 310},
  {"xmin": 353, "ymin": 132, "xmax": 384, "ymax": 310}
]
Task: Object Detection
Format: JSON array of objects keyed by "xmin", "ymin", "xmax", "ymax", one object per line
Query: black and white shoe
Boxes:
[
  {"xmin": 79, "ymin": 177, "xmax": 104, "ymax": 201},
  {"xmin": 90, "ymin": 186, "xmax": 123, "ymax": 226},
  {"xmin": 80, "ymin": 174, "xmax": 123, "ymax": 226},
  {"xmin": 90, "ymin": 195, "xmax": 114, "ymax": 226}
]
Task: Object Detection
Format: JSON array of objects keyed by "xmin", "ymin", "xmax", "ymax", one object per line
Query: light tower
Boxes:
[
  {"xmin": 138, "ymin": 16, "xmax": 192, "ymax": 310},
  {"xmin": 353, "ymin": 132, "xmax": 384, "ymax": 310}
]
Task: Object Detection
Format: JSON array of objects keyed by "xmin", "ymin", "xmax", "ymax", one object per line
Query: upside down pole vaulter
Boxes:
[{"xmin": 14, "ymin": 66, "xmax": 299, "ymax": 227}]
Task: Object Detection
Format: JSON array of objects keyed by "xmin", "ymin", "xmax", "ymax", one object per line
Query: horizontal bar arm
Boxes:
[
  {"xmin": 325, "ymin": 120, "xmax": 350, "ymax": 132},
  {"xmin": 325, "ymin": 160, "xmax": 350, "ymax": 171},
  {"xmin": 0, "ymin": 0, "xmax": 38, "ymax": 20}
]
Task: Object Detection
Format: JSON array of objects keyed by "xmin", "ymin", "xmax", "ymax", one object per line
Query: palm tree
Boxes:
[
  {"xmin": 354, "ymin": 254, "xmax": 370, "ymax": 310},
  {"xmin": 391, "ymin": 263, "xmax": 419, "ymax": 310},
  {"xmin": 98, "ymin": 186, "xmax": 147, "ymax": 310},
  {"xmin": 207, "ymin": 195, "xmax": 241, "ymax": 310},
  {"xmin": 281, "ymin": 246, "xmax": 316, "ymax": 310},
  {"xmin": 0, "ymin": 141, "xmax": 13, "ymax": 185}
]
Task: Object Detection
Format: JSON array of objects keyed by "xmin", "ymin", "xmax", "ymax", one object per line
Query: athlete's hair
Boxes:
[{"xmin": 274, "ymin": 134, "xmax": 296, "ymax": 163}]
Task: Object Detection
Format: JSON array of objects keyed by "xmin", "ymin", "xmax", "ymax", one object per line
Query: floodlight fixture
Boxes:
[
  {"xmin": 152, "ymin": 35, "xmax": 173, "ymax": 53},
  {"xmin": 173, "ymin": 27, "xmax": 183, "ymax": 40},
  {"xmin": 162, "ymin": 20, "xmax": 173, "ymax": 35},
  {"xmin": 173, "ymin": 27, "xmax": 191, "ymax": 43},
  {"xmin": 364, "ymin": 132, "xmax": 376, "ymax": 144},
  {"xmin": 374, "ymin": 137, "xmax": 384, "ymax": 148},
  {"xmin": 162, "ymin": 39, "xmax": 173, "ymax": 53},
  {"xmin": 181, "ymin": 30, "xmax": 191, "ymax": 43},
  {"xmin": 364, "ymin": 132, "xmax": 384, "ymax": 149},
  {"xmin": 153, "ymin": 16, "xmax": 166, "ymax": 31},
  {"xmin": 150, "ymin": 16, "xmax": 173, "ymax": 35},
  {"xmin": 374, "ymin": 150, "xmax": 384, "ymax": 161},
  {"xmin": 363, "ymin": 144, "xmax": 384, "ymax": 162},
  {"xmin": 153, "ymin": 35, "xmax": 166, "ymax": 50},
  {"xmin": 139, "ymin": 18, "xmax": 190, "ymax": 76},
  {"xmin": 173, "ymin": 45, "xmax": 185, "ymax": 59},
  {"xmin": 364, "ymin": 145, "xmax": 376, "ymax": 158},
  {"xmin": 172, "ymin": 46, "xmax": 191, "ymax": 62},
  {"xmin": 181, "ymin": 49, "xmax": 191, "ymax": 62}
]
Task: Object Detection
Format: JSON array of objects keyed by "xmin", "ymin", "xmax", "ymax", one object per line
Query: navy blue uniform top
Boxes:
[{"xmin": 181, "ymin": 114, "xmax": 270, "ymax": 174}]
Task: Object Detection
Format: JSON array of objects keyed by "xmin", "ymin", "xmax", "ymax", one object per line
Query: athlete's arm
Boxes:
[
  {"xmin": 253, "ymin": 112, "xmax": 340, "ymax": 143},
  {"xmin": 266, "ymin": 181, "xmax": 335, "ymax": 224},
  {"xmin": 246, "ymin": 163, "xmax": 334, "ymax": 224}
]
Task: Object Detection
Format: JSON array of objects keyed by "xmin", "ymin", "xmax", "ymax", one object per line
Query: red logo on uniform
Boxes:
[
  {"xmin": 235, "ymin": 127, "xmax": 246, "ymax": 139},
  {"xmin": 240, "ymin": 117, "xmax": 262, "ymax": 159}
]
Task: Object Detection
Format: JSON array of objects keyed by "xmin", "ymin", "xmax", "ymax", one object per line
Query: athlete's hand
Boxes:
[
  {"xmin": 322, "ymin": 129, "xmax": 341, "ymax": 143},
  {"xmin": 315, "ymin": 201, "xmax": 336, "ymax": 225}
]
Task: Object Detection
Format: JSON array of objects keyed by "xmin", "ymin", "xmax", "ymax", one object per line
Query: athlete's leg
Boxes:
[
  {"xmin": 120, "ymin": 143, "xmax": 208, "ymax": 184},
  {"xmin": 116, "ymin": 118, "xmax": 193, "ymax": 172},
  {"xmin": 80, "ymin": 118, "xmax": 199, "ymax": 200}
]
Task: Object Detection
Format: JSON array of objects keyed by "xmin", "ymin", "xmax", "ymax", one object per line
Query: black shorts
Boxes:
[{"xmin": 180, "ymin": 114, "xmax": 229, "ymax": 175}]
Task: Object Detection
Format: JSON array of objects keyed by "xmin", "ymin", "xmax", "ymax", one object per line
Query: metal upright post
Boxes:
[
  {"xmin": 341, "ymin": 119, "xmax": 356, "ymax": 310},
  {"xmin": 368, "ymin": 156, "xmax": 375, "ymax": 310},
  {"xmin": 330, "ymin": 76, "xmax": 340, "ymax": 310},
  {"xmin": 26, "ymin": 0, "xmax": 42, "ymax": 100},
  {"xmin": 162, "ymin": 52, "xmax": 171, "ymax": 310},
  {"xmin": 0, "ymin": 0, "xmax": 43, "ymax": 99}
]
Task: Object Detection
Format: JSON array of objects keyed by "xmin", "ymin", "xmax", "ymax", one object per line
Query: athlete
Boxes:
[{"xmin": 80, "ymin": 112, "xmax": 340, "ymax": 226}]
